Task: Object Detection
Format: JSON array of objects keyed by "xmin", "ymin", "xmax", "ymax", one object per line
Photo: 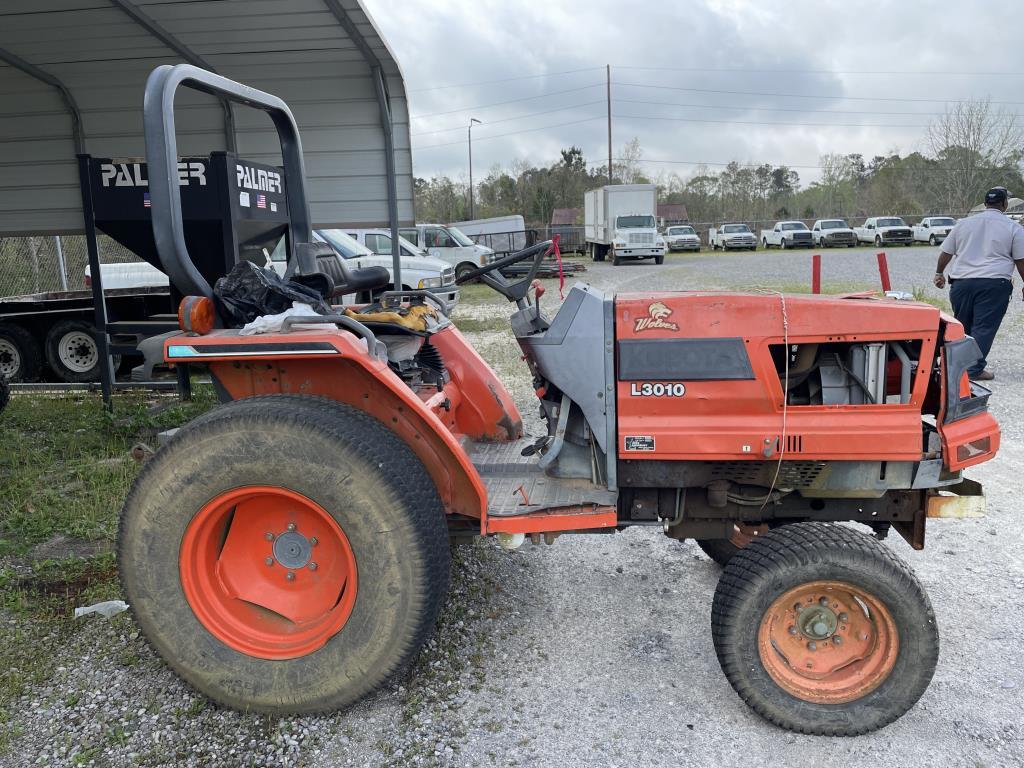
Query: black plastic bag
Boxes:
[{"xmin": 214, "ymin": 262, "xmax": 330, "ymax": 327}]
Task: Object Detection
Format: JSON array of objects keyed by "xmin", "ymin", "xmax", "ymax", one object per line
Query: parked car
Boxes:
[
  {"xmin": 398, "ymin": 223, "xmax": 496, "ymax": 281},
  {"xmin": 760, "ymin": 221, "xmax": 813, "ymax": 249},
  {"xmin": 318, "ymin": 229, "xmax": 458, "ymax": 307},
  {"xmin": 664, "ymin": 225, "xmax": 701, "ymax": 252},
  {"xmin": 913, "ymin": 216, "xmax": 957, "ymax": 246},
  {"xmin": 708, "ymin": 224, "xmax": 756, "ymax": 251},
  {"xmin": 855, "ymin": 217, "xmax": 913, "ymax": 247},
  {"xmin": 811, "ymin": 219, "xmax": 857, "ymax": 248}
]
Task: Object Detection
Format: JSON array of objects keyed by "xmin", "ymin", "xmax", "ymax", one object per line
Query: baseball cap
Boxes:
[{"xmin": 985, "ymin": 187, "xmax": 1010, "ymax": 205}]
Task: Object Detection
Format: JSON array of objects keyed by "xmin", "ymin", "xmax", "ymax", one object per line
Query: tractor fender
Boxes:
[{"xmin": 166, "ymin": 329, "xmax": 488, "ymax": 520}]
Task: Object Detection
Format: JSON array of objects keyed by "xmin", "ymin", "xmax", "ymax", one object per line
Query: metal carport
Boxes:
[{"xmin": 0, "ymin": 0, "xmax": 412, "ymax": 399}]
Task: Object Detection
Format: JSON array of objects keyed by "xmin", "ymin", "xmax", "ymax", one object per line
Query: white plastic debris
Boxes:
[
  {"xmin": 74, "ymin": 600, "xmax": 129, "ymax": 619},
  {"xmin": 239, "ymin": 301, "xmax": 321, "ymax": 336},
  {"xmin": 885, "ymin": 290, "xmax": 914, "ymax": 301}
]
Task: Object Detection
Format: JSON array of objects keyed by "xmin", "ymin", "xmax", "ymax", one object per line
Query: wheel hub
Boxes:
[
  {"xmin": 59, "ymin": 331, "xmax": 98, "ymax": 372},
  {"xmin": 758, "ymin": 580, "xmax": 899, "ymax": 704},
  {"xmin": 179, "ymin": 486, "xmax": 357, "ymax": 660},
  {"xmin": 0, "ymin": 339, "xmax": 20, "ymax": 377},
  {"xmin": 272, "ymin": 530, "xmax": 312, "ymax": 569}
]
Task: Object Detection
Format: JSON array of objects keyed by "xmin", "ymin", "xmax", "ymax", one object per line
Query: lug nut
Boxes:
[
  {"xmin": 794, "ymin": 603, "xmax": 803, "ymax": 613},
  {"xmin": 788, "ymin": 626, "xmax": 798, "ymax": 635},
  {"xmin": 286, "ymin": 571, "xmax": 295, "ymax": 581},
  {"xmin": 265, "ymin": 557, "xmax": 274, "ymax": 566},
  {"xmin": 287, "ymin": 523, "xmax": 297, "ymax": 532},
  {"xmin": 819, "ymin": 597, "xmax": 829, "ymax": 606},
  {"xmin": 838, "ymin": 612, "xmax": 848, "ymax": 622},
  {"xmin": 308, "ymin": 562, "xmax": 318, "ymax": 571},
  {"xmin": 310, "ymin": 537, "xmax": 318, "ymax": 546},
  {"xmin": 833, "ymin": 635, "xmax": 843, "ymax": 646},
  {"xmin": 807, "ymin": 641, "xmax": 817, "ymax": 652},
  {"xmin": 265, "ymin": 532, "xmax": 274, "ymax": 541}
]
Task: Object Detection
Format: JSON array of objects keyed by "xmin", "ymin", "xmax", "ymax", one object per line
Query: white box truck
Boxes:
[{"xmin": 584, "ymin": 184, "xmax": 665, "ymax": 265}]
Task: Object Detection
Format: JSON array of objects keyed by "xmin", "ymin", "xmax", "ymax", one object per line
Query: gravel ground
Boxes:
[{"xmin": 4, "ymin": 246, "xmax": 1023, "ymax": 767}]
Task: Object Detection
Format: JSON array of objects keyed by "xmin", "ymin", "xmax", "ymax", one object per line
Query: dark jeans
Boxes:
[{"xmin": 949, "ymin": 277, "xmax": 1013, "ymax": 375}]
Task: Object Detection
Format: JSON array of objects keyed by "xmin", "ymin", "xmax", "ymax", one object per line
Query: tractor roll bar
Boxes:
[{"xmin": 143, "ymin": 64, "xmax": 313, "ymax": 299}]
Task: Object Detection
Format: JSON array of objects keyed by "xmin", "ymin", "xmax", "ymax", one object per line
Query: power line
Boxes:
[
  {"xmin": 411, "ymin": 100, "xmax": 606, "ymax": 137},
  {"xmin": 612, "ymin": 80, "xmax": 1024, "ymax": 106},
  {"xmin": 617, "ymin": 157, "xmax": 1020, "ymax": 173},
  {"xmin": 408, "ymin": 66, "xmax": 604, "ymax": 93},
  {"xmin": 414, "ymin": 115, "xmax": 606, "ymax": 151},
  {"xmin": 614, "ymin": 96, "xmax": 1024, "ymax": 120},
  {"xmin": 410, "ymin": 83, "xmax": 604, "ymax": 119},
  {"xmin": 615, "ymin": 64, "xmax": 1024, "ymax": 77},
  {"xmin": 613, "ymin": 113, "xmax": 933, "ymax": 129}
]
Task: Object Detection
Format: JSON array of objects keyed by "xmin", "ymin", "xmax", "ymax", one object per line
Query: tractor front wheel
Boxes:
[
  {"xmin": 711, "ymin": 522, "xmax": 938, "ymax": 735},
  {"xmin": 119, "ymin": 394, "xmax": 450, "ymax": 714}
]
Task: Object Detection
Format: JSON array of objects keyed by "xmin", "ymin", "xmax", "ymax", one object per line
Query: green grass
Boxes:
[
  {"xmin": 0, "ymin": 387, "xmax": 217, "ymax": 558},
  {"xmin": 0, "ymin": 386, "xmax": 217, "ymax": 750}
]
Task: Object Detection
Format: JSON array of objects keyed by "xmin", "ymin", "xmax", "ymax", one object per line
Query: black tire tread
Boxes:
[
  {"xmin": 0, "ymin": 375, "xmax": 9, "ymax": 414},
  {"xmin": 711, "ymin": 522, "xmax": 938, "ymax": 736},
  {"xmin": 119, "ymin": 394, "xmax": 450, "ymax": 714}
]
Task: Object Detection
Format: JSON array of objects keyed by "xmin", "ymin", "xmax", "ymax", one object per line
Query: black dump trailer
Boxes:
[{"xmin": 0, "ymin": 152, "xmax": 291, "ymax": 384}]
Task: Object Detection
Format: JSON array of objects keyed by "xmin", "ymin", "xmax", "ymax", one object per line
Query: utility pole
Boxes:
[
  {"xmin": 468, "ymin": 117, "xmax": 481, "ymax": 218},
  {"xmin": 606, "ymin": 64, "xmax": 613, "ymax": 185}
]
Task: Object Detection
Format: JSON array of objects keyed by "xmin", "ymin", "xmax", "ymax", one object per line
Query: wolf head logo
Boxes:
[
  {"xmin": 634, "ymin": 301, "xmax": 679, "ymax": 332},
  {"xmin": 648, "ymin": 302, "xmax": 672, "ymax": 321}
]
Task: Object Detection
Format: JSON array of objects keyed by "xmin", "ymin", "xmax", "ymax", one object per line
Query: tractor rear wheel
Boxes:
[
  {"xmin": 119, "ymin": 394, "xmax": 450, "ymax": 714},
  {"xmin": 711, "ymin": 522, "xmax": 938, "ymax": 735}
]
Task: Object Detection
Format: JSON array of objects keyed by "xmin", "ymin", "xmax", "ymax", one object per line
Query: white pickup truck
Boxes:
[
  {"xmin": 664, "ymin": 225, "xmax": 701, "ymax": 252},
  {"xmin": 913, "ymin": 216, "xmax": 957, "ymax": 246},
  {"xmin": 811, "ymin": 219, "xmax": 857, "ymax": 248},
  {"xmin": 85, "ymin": 230, "xmax": 459, "ymax": 308},
  {"xmin": 708, "ymin": 223, "xmax": 756, "ymax": 251},
  {"xmin": 760, "ymin": 221, "xmax": 813, "ymax": 249},
  {"xmin": 855, "ymin": 217, "xmax": 914, "ymax": 247},
  {"xmin": 398, "ymin": 223, "xmax": 496, "ymax": 281}
]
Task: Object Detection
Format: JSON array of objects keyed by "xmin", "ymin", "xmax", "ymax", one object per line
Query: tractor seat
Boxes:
[{"xmin": 299, "ymin": 242, "xmax": 390, "ymax": 298}]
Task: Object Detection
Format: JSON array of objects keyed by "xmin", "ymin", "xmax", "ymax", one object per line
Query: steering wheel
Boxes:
[{"xmin": 455, "ymin": 240, "xmax": 553, "ymax": 303}]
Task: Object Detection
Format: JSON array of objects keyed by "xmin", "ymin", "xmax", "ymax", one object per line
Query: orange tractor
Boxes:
[{"xmin": 119, "ymin": 66, "xmax": 999, "ymax": 735}]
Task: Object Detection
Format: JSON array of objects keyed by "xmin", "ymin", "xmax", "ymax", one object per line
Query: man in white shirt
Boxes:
[{"xmin": 933, "ymin": 187, "xmax": 1024, "ymax": 380}]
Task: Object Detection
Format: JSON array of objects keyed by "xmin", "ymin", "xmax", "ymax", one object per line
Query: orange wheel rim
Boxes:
[
  {"xmin": 758, "ymin": 580, "xmax": 898, "ymax": 704},
  {"xmin": 179, "ymin": 486, "xmax": 357, "ymax": 660}
]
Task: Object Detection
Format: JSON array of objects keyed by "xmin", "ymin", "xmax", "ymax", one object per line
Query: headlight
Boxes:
[
  {"xmin": 613, "ymin": 239, "xmax": 627, "ymax": 247},
  {"xmin": 418, "ymin": 277, "xmax": 442, "ymax": 289}
]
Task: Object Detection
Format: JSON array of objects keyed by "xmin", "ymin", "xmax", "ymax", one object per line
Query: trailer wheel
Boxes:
[
  {"xmin": 45, "ymin": 320, "xmax": 116, "ymax": 383},
  {"xmin": 0, "ymin": 375, "xmax": 8, "ymax": 415},
  {"xmin": 0, "ymin": 322, "xmax": 41, "ymax": 382},
  {"xmin": 119, "ymin": 394, "xmax": 450, "ymax": 714},
  {"xmin": 712, "ymin": 522, "xmax": 938, "ymax": 735}
]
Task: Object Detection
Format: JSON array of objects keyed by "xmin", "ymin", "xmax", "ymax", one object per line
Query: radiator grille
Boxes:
[
  {"xmin": 629, "ymin": 232, "xmax": 654, "ymax": 245},
  {"xmin": 709, "ymin": 460, "xmax": 825, "ymax": 487}
]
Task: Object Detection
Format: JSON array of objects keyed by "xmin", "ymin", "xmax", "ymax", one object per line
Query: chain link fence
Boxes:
[{"xmin": 0, "ymin": 235, "xmax": 143, "ymax": 299}]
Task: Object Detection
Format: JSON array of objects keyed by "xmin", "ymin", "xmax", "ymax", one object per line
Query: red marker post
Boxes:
[
  {"xmin": 876, "ymin": 252, "xmax": 892, "ymax": 293},
  {"xmin": 812, "ymin": 253, "xmax": 821, "ymax": 294}
]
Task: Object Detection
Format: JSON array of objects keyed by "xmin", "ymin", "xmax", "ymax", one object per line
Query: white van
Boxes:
[{"xmin": 396, "ymin": 224, "xmax": 496, "ymax": 281}]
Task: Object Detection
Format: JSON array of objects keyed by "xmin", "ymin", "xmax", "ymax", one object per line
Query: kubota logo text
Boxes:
[{"xmin": 634, "ymin": 302, "xmax": 679, "ymax": 332}]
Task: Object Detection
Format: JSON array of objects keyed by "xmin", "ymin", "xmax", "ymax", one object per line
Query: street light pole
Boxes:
[{"xmin": 468, "ymin": 117, "xmax": 481, "ymax": 219}]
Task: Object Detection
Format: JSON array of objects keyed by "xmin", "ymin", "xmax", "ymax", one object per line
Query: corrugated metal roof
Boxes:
[
  {"xmin": 0, "ymin": 0, "xmax": 411, "ymax": 235},
  {"xmin": 550, "ymin": 207, "xmax": 580, "ymax": 226},
  {"xmin": 657, "ymin": 203, "xmax": 688, "ymax": 222}
]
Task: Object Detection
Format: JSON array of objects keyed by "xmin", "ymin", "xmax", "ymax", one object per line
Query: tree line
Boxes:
[{"xmin": 413, "ymin": 100, "xmax": 1023, "ymax": 226}]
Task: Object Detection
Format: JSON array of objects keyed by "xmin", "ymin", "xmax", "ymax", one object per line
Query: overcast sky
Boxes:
[{"xmin": 365, "ymin": 0, "xmax": 1024, "ymax": 187}]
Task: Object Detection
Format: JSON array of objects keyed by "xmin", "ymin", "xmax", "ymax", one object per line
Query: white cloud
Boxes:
[{"xmin": 365, "ymin": 0, "xmax": 1024, "ymax": 185}]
